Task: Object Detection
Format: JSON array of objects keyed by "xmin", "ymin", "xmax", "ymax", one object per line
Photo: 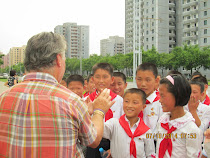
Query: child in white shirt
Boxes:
[
  {"xmin": 103, "ymin": 88, "xmax": 155, "ymax": 158},
  {"xmin": 156, "ymin": 75, "xmax": 202, "ymax": 158}
]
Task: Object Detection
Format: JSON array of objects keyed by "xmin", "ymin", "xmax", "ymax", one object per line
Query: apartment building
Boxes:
[
  {"xmin": 125, "ymin": 0, "xmax": 210, "ymax": 54},
  {"xmin": 9, "ymin": 45, "xmax": 26, "ymax": 67},
  {"xmin": 54, "ymin": 22, "xmax": 89, "ymax": 59},
  {"xmin": 0, "ymin": 53, "xmax": 9, "ymax": 69},
  {"xmin": 100, "ymin": 36, "xmax": 124, "ymax": 56}
]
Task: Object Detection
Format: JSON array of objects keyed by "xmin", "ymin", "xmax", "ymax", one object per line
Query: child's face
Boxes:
[
  {"xmin": 190, "ymin": 84, "xmax": 204, "ymax": 102},
  {"xmin": 67, "ymin": 81, "xmax": 84, "ymax": 98},
  {"xmin": 135, "ymin": 70, "xmax": 159, "ymax": 97},
  {"xmin": 123, "ymin": 93, "xmax": 145, "ymax": 120},
  {"xmin": 159, "ymin": 84, "xmax": 176, "ymax": 112},
  {"xmin": 93, "ymin": 69, "xmax": 114, "ymax": 93},
  {"xmin": 110, "ymin": 77, "xmax": 127, "ymax": 97},
  {"xmin": 87, "ymin": 79, "xmax": 96, "ymax": 94},
  {"xmin": 60, "ymin": 80, "xmax": 67, "ymax": 87}
]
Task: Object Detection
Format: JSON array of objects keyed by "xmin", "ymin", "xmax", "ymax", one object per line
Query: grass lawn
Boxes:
[{"xmin": 0, "ymin": 78, "xmax": 7, "ymax": 82}]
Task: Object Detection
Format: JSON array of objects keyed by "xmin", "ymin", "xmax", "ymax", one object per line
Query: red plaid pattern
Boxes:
[{"xmin": 0, "ymin": 72, "xmax": 97, "ymax": 158}]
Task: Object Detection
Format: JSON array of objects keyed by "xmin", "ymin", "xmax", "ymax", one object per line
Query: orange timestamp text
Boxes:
[{"xmin": 146, "ymin": 133, "xmax": 197, "ymax": 139}]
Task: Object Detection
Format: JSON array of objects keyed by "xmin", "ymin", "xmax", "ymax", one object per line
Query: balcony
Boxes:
[
  {"xmin": 183, "ymin": 9, "xmax": 198, "ymax": 16},
  {"xmin": 169, "ymin": 40, "xmax": 176, "ymax": 44},
  {"xmin": 183, "ymin": 18, "xmax": 198, "ymax": 24},
  {"xmin": 183, "ymin": 1, "xmax": 198, "ymax": 9},
  {"xmin": 169, "ymin": 10, "xmax": 175, "ymax": 15},
  {"xmin": 169, "ymin": 2, "xmax": 175, "ymax": 8},
  {"xmin": 169, "ymin": 25, "xmax": 176, "ymax": 30},
  {"xmin": 183, "ymin": 27, "xmax": 198, "ymax": 33},
  {"xmin": 183, "ymin": 35, "xmax": 198, "ymax": 41},
  {"xmin": 169, "ymin": 17, "xmax": 175, "ymax": 22},
  {"xmin": 169, "ymin": 33, "xmax": 176, "ymax": 37}
]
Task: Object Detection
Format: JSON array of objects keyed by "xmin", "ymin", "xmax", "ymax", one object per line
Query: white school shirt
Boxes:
[
  {"xmin": 111, "ymin": 95, "xmax": 124, "ymax": 119},
  {"xmin": 103, "ymin": 117, "xmax": 156, "ymax": 158},
  {"xmin": 184, "ymin": 102, "xmax": 210, "ymax": 132},
  {"xmin": 143, "ymin": 91, "xmax": 163, "ymax": 133},
  {"xmin": 156, "ymin": 111, "xmax": 202, "ymax": 158}
]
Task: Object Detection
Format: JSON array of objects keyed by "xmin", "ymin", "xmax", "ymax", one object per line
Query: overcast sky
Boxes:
[{"xmin": 0, "ymin": 0, "xmax": 125, "ymax": 55}]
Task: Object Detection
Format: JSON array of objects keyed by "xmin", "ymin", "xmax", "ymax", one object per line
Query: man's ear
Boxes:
[{"xmin": 56, "ymin": 54, "xmax": 62, "ymax": 67}]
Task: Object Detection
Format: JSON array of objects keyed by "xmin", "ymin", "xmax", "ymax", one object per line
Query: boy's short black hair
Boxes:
[
  {"xmin": 10, "ymin": 70, "xmax": 16, "ymax": 76},
  {"xmin": 136, "ymin": 62, "xmax": 158, "ymax": 78},
  {"xmin": 66, "ymin": 74, "xmax": 84, "ymax": 86},
  {"xmin": 92, "ymin": 63, "xmax": 114, "ymax": 76},
  {"xmin": 160, "ymin": 74, "xmax": 191, "ymax": 106},
  {"xmin": 191, "ymin": 71, "xmax": 202, "ymax": 79},
  {"xmin": 167, "ymin": 70, "xmax": 182, "ymax": 76},
  {"xmin": 190, "ymin": 80, "xmax": 205, "ymax": 93},
  {"xmin": 191, "ymin": 75, "xmax": 208, "ymax": 85},
  {"xmin": 87, "ymin": 74, "xmax": 93, "ymax": 83},
  {"xmin": 113, "ymin": 72, "xmax": 126, "ymax": 83},
  {"xmin": 124, "ymin": 88, "xmax": 146, "ymax": 104}
]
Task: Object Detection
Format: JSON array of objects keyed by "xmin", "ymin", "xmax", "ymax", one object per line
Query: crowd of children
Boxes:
[{"xmin": 59, "ymin": 62, "xmax": 210, "ymax": 158}]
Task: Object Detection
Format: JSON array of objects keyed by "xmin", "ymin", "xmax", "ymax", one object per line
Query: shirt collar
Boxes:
[
  {"xmin": 146, "ymin": 90, "xmax": 156, "ymax": 103},
  {"xmin": 125, "ymin": 116, "xmax": 140, "ymax": 128},
  {"xmin": 23, "ymin": 72, "xmax": 58, "ymax": 83}
]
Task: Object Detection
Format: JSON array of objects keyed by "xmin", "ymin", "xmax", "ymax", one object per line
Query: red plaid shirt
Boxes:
[{"xmin": 0, "ymin": 72, "xmax": 97, "ymax": 158}]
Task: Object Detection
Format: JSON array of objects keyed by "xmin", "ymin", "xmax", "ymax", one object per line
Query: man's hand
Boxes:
[{"xmin": 92, "ymin": 88, "xmax": 115, "ymax": 114}]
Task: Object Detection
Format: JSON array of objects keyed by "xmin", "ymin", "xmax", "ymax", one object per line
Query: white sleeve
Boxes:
[
  {"xmin": 200, "ymin": 108, "xmax": 210, "ymax": 132},
  {"xmin": 144, "ymin": 130, "xmax": 156, "ymax": 158},
  {"xmin": 103, "ymin": 118, "xmax": 116, "ymax": 140},
  {"xmin": 186, "ymin": 127, "xmax": 202, "ymax": 158}
]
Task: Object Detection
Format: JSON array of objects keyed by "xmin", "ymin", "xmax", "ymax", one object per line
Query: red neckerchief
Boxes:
[
  {"xmin": 159, "ymin": 123, "xmax": 177, "ymax": 158},
  {"xmin": 119, "ymin": 114, "xmax": 150, "ymax": 158},
  {"xmin": 89, "ymin": 89, "xmax": 117, "ymax": 121},
  {"xmin": 204, "ymin": 95, "xmax": 210, "ymax": 106},
  {"xmin": 138, "ymin": 90, "xmax": 160, "ymax": 118},
  {"xmin": 83, "ymin": 92, "xmax": 90, "ymax": 98}
]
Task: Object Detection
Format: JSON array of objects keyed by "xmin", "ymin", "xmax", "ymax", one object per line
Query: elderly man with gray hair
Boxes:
[{"xmin": 0, "ymin": 32, "xmax": 114, "ymax": 158}]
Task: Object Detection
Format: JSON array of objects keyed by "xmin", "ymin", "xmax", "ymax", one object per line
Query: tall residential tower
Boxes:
[
  {"xmin": 125, "ymin": 0, "xmax": 210, "ymax": 54},
  {"xmin": 54, "ymin": 22, "xmax": 89, "ymax": 59}
]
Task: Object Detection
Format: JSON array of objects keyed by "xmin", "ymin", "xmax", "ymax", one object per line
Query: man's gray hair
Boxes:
[{"xmin": 24, "ymin": 32, "xmax": 66, "ymax": 71}]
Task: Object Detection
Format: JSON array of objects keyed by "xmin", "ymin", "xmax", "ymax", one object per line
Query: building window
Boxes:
[
  {"xmin": 152, "ymin": 7, "xmax": 154, "ymax": 12},
  {"xmin": 146, "ymin": 38, "xmax": 148, "ymax": 41},
  {"xmin": 187, "ymin": 16, "xmax": 190, "ymax": 19},
  {"xmin": 146, "ymin": 30, "xmax": 149, "ymax": 34},
  {"xmin": 152, "ymin": 0, "xmax": 154, "ymax": 4},
  {"xmin": 204, "ymin": 2, "xmax": 207, "ymax": 7},
  {"xmin": 152, "ymin": 37, "xmax": 154, "ymax": 41},
  {"xmin": 204, "ymin": 20, "xmax": 207, "ymax": 25},
  {"xmin": 152, "ymin": 29, "xmax": 154, "ymax": 33},
  {"xmin": 187, "ymin": 0, "xmax": 190, "ymax": 3},
  {"xmin": 187, "ymin": 8, "xmax": 190, "ymax": 11},
  {"xmin": 194, "ymin": 15, "xmax": 196, "ymax": 18},
  {"xmin": 204, "ymin": 11, "xmax": 207, "ymax": 16},
  {"xmin": 204, "ymin": 29, "xmax": 207, "ymax": 34},
  {"xmin": 204, "ymin": 38, "xmax": 207, "ymax": 43},
  {"xmin": 152, "ymin": 15, "xmax": 154, "ymax": 18},
  {"xmin": 152, "ymin": 22, "xmax": 154, "ymax": 26}
]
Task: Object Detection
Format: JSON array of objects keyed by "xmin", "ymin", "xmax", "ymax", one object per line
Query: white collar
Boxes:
[
  {"xmin": 147, "ymin": 91, "xmax": 157, "ymax": 103},
  {"xmin": 159, "ymin": 111, "xmax": 195, "ymax": 129}
]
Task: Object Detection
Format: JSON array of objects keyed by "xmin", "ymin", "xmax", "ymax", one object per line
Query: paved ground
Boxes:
[{"xmin": 0, "ymin": 81, "xmax": 209, "ymax": 95}]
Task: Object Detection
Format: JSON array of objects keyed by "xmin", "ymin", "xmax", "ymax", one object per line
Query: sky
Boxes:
[{"xmin": 0, "ymin": 0, "xmax": 125, "ymax": 55}]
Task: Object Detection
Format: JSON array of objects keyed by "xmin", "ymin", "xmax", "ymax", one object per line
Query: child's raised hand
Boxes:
[
  {"xmin": 188, "ymin": 96, "xmax": 199, "ymax": 112},
  {"xmin": 85, "ymin": 96, "xmax": 94, "ymax": 115},
  {"xmin": 204, "ymin": 129, "xmax": 210, "ymax": 143}
]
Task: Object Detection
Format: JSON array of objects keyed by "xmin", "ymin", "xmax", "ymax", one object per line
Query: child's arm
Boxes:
[
  {"xmin": 204, "ymin": 129, "xmax": 210, "ymax": 157},
  {"xmin": 186, "ymin": 126, "xmax": 202, "ymax": 158},
  {"xmin": 144, "ymin": 130, "xmax": 156, "ymax": 158},
  {"xmin": 103, "ymin": 118, "xmax": 115, "ymax": 140}
]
